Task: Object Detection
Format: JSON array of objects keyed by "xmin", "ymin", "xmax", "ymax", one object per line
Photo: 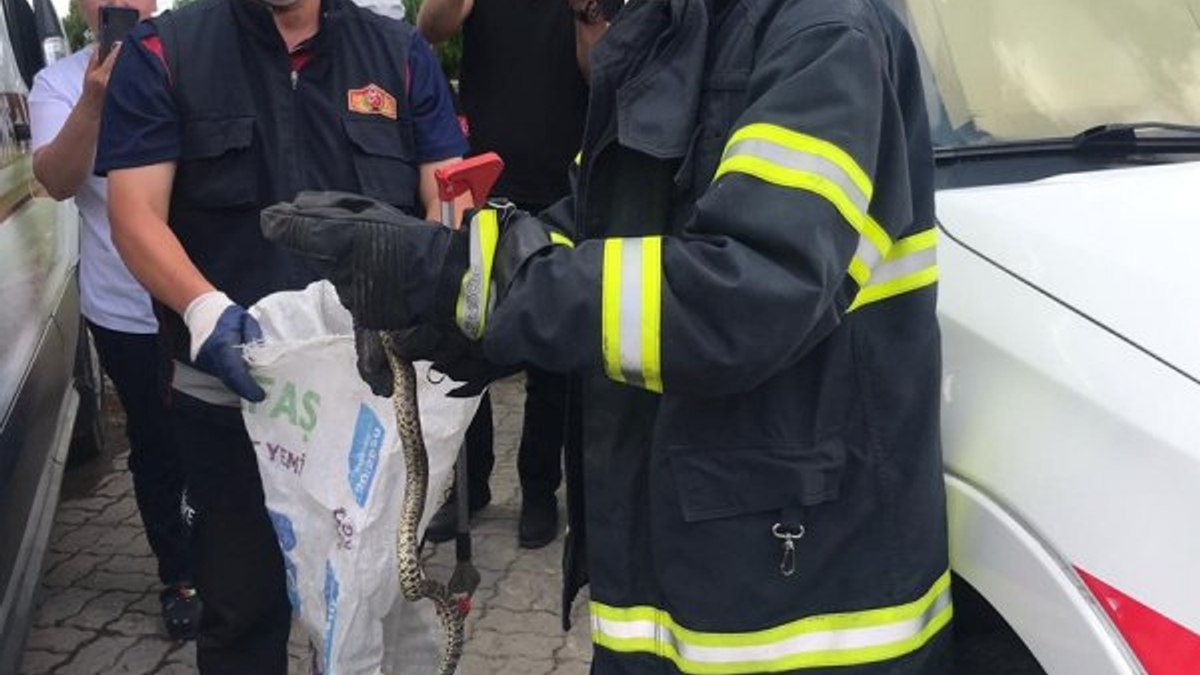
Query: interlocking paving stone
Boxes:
[
  {"xmin": 18, "ymin": 649, "xmax": 71, "ymax": 674},
  {"xmin": 54, "ymin": 636, "xmax": 138, "ymax": 675},
  {"xmin": 109, "ymin": 638, "xmax": 175, "ymax": 675},
  {"xmin": 32, "ymin": 587, "xmax": 103, "ymax": 626},
  {"xmin": 42, "ymin": 552, "xmax": 109, "ymax": 589},
  {"xmin": 65, "ymin": 591, "xmax": 141, "ymax": 630},
  {"xmin": 22, "ymin": 626, "xmax": 95, "ymax": 654}
]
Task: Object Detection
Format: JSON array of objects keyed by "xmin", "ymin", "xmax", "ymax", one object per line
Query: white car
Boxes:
[
  {"xmin": 0, "ymin": 3, "xmax": 99, "ymax": 674},
  {"xmin": 890, "ymin": 1, "xmax": 1200, "ymax": 673}
]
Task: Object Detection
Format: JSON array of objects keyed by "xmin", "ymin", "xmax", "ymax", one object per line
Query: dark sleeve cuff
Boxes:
[
  {"xmin": 94, "ymin": 149, "xmax": 181, "ymax": 177},
  {"xmin": 416, "ymin": 137, "xmax": 470, "ymax": 165}
]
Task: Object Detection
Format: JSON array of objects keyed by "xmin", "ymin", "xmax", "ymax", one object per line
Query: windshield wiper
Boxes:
[
  {"xmin": 1073, "ymin": 122, "xmax": 1200, "ymax": 150},
  {"xmin": 936, "ymin": 121, "xmax": 1200, "ymax": 163}
]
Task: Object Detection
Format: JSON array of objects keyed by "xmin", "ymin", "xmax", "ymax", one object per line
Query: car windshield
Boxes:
[{"xmin": 891, "ymin": 0, "xmax": 1200, "ymax": 149}]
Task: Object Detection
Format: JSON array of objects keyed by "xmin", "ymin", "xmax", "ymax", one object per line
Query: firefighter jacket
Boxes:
[
  {"xmin": 150, "ymin": 0, "xmax": 421, "ymax": 366},
  {"xmin": 475, "ymin": 0, "xmax": 952, "ymax": 672}
]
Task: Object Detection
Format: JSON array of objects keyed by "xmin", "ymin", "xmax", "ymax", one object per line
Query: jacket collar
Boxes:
[{"xmin": 591, "ymin": 0, "xmax": 708, "ymax": 159}]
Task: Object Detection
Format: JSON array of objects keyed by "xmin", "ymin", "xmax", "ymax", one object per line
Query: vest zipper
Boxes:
[{"xmin": 290, "ymin": 69, "xmax": 299, "ymax": 90}]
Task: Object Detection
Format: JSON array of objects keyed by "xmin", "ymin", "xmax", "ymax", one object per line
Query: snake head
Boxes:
[{"xmin": 454, "ymin": 595, "xmax": 472, "ymax": 617}]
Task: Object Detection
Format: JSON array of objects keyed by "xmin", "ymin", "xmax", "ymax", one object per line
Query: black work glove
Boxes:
[
  {"xmin": 261, "ymin": 191, "xmax": 466, "ymax": 331},
  {"xmin": 355, "ymin": 325, "xmax": 519, "ymax": 398},
  {"xmin": 419, "ymin": 327, "xmax": 522, "ymax": 398}
]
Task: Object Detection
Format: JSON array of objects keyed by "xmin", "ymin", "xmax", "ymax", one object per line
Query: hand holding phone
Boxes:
[{"xmin": 98, "ymin": 6, "xmax": 140, "ymax": 61}]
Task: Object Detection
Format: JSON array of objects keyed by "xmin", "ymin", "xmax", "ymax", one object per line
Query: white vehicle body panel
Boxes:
[
  {"xmin": 945, "ymin": 474, "xmax": 1137, "ymax": 675},
  {"xmin": 936, "ymin": 163, "xmax": 1200, "ymax": 671},
  {"xmin": 939, "ymin": 162, "xmax": 1200, "ymax": 379}
]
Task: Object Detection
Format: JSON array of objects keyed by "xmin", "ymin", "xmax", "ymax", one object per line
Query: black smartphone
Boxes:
[{"xmin": 98, "ymin": 6, "xmax": 140, "ymax": 61}]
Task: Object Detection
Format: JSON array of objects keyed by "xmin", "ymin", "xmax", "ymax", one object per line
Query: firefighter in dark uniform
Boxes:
[
  {"xmin": 264, "ymin": 0, "xmax": 953, "ymax": 673},
  {"xmin": 95, "ymin": 0, "xmax": 468, "ymax": 671}
]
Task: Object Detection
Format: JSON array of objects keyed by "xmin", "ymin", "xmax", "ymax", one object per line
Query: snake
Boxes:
[{"xmin": 379, "ymin": 332, "xmax": 470, "ymax": 675}]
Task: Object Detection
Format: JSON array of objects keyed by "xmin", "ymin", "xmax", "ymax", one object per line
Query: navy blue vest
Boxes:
[{"xmin": 152, "ymin": 0, "xmax": 419, "ymax": 363}]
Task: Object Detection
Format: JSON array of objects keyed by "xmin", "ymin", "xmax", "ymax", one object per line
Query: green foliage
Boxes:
[
  {"xmin": 435, "ymin": 34, "xmax": 462, "ymax": 83},
  {"xmin": 63, "ymin": 0, "xmax": 88, "ymax": 52},
  {"xmin": 401, "ymin": 0, "xmax": 462, "ymax": 83}
]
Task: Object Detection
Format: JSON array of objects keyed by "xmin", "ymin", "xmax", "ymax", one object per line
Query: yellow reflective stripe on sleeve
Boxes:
[
  {"xmin": 600, "ymin": 236, "xmax": 664, "ymax": 393},
  {"xmin": 590, "ymin": 571, "xmax": 952, "ymax": 674},
  {"xmin": 849, "ymin": 228, "xmax": 938, "ymax": 312},
  {"xmin": 640, "ymin": 237, "xmax": 663, "ymax": 393},
  {"xmin": 714, "ymin": 123, "xmax": 892, "ymax": 266},
  {"xmin": 602, "ymin": 239, "xmax": 626, "ymax": 385},
  {"xmin": 549, "ymin": 231, "xmax": 575, "ymax": 248},
  {"xmin": 455, "ymin": 209, "xmax": 500, "ymax": 339},
  {"xmin": 725, "ymin": 123, "xmax": 874, "ymax": 200},
  {"xmin": 848, "ymin": 253, "xmax": 873, "ymax": 287}
]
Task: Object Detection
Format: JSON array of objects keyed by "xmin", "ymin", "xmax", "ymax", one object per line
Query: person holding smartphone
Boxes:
[{"xmin": 29, "ymin": 0, "xmax": 200, "ymax": 642}]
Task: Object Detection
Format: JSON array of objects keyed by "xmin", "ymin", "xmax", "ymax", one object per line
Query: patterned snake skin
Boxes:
[{"xmin": 380, "ymin": 333, "xmax": 467, "ymax": 675}]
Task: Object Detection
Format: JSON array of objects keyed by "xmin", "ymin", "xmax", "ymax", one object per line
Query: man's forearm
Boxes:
[
  {"xmin": 111, "ymin": 208, "xmax": 214, "ymax": 314},
  {"xmin": 108, "ymin": 166, "xmax": 214, "ymax": 314},
  {"xmin": 416, "ymin": 0, "xmax": 473, "ymax": 44},
  {"xmin": 32, "ymin": 100, "xmax": 102, "ymax": 201},
  {"xmin": 419, "ymin": 158, "xmax": 473, "ymax": 225}
]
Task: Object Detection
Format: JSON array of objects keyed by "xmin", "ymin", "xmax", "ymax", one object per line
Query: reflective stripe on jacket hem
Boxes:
[{"xmin": 590, "ymin": 570, "xmax": 952, "ymax": 674}]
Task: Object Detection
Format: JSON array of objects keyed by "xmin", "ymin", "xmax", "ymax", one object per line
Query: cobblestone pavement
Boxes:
[{"xmin": 19, "ymin": 376, "xmax": 593, "ymax": 675}]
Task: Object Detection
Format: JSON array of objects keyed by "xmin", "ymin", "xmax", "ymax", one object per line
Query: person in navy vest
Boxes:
[{"xmin": 95, "ymin": 0, "xmax": 468, "ymax": 670}]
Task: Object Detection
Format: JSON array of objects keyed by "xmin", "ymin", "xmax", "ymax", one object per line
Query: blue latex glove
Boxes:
[{"xmin": 184, "ymin": 291, "xmax": 266, "ymax": 402}]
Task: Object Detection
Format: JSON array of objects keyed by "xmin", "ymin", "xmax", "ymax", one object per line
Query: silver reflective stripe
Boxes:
[
  {"xmin": 868, "ymin": 244, "xmax": 936, "ymax": 287},
  {"xmin": 855, "ymin": 235, "xmax": 884, "ymax": 271},
  {"xmin": 722, "ymin": 137, "xmax": 885, "ymax": 273},
  {"xmin": 618, "ymin": 238, "xmax": 647, "ymax": 389},
  {"xmin": 723, "ymin": 138, "xmax": 871, "ymax": 214},
  {"xmin": 591, "ymin": 578, "xmax": 952, "ymax": 673}
]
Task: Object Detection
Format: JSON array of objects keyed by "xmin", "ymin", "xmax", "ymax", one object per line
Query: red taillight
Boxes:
[{"xmin": 1076, "ymin": 567, "xmax": 1200, "ymax": 675}]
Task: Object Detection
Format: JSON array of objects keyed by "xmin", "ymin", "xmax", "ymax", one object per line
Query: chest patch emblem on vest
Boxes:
[{"xmin": 347, "ymin": 83, "xmax": 398, "ymax": 120}]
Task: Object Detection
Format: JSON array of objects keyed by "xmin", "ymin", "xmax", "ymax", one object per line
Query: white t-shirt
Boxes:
[
  {"xmin": 354, "ymin": 0, "xmax": 405, "ymax": 21},
  {"xmin": 29, "ymin": 45, "xmax": 158, "ymax": 335}
]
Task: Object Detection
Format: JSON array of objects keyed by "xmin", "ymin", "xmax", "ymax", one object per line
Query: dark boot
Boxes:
[
  {"xmin": 160, "ymin": 584, "xmax": 201, "ymax": 641},
  {"xmin": 518, "ymin": 494, "xmax": 559, "ymax": 549}
]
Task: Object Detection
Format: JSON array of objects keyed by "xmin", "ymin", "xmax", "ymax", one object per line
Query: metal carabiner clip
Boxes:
[
  {"xmin": 772, "ymin": 522, "xmax": 806, "ymax": 577},
  {"xmin": 425, "ymin": 364, "xmax": 446, "ymax": 385}
]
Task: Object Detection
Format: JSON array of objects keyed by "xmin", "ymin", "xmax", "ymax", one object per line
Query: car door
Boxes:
[{"xmin": 0, "ymin": 2, "xmax": 84, "ymax": 671}]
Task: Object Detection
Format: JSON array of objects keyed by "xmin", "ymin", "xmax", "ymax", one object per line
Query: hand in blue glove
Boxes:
[{"xmin": 184, "ymin": 290, "xmax": 266, "ymax": 402}]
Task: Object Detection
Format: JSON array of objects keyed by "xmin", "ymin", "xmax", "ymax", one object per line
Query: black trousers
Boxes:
[
  {"xmin": 463, "ymin": 367, "xmax": 565, "ymax": 506},
  {"xmin": 170, "ymin": 392, "xmax": 291, "ymax": 675},
  {"xmin": 87, "ymin": 321, "xmax": 191, "ymax": 586}
]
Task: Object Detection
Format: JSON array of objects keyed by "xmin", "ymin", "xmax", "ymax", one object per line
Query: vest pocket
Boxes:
[
  {"xmin": 668, "ymin": 438, "xmax": 845, "ymax": 523},
  {"xmin": 176, "ymin": 117, "xmax": 257, "ymax": 209},
  {"xmin": 342, "ymin": 118, "xmax": 418, "ymax": 211}
]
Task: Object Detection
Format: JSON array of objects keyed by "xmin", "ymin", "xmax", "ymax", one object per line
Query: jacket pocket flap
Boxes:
[
  {"xmin": 342, "ymin": 118, "xmax": 411, "ymax": 160},
  {"xmin": 669, "ymin": 439, "xmax": 846, "ymax": 523},
  {"xmin": 181, "ymin": 117, "xmax": 254, "ymax": 159}
]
